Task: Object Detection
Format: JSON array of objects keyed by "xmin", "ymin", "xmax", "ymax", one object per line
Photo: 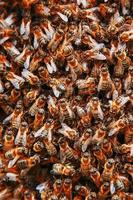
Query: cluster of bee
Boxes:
[{"xmin": 0, "ymin": 0, "xmax": 133, "ymax": 199}]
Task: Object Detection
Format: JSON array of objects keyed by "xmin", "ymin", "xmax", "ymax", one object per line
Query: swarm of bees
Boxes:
[{"xmin": 0, "ymin": 0, "xmax": 133, "ymax": 199}]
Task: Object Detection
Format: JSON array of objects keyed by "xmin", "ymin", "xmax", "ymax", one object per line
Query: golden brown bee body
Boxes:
[
  {"xmin": 48, "ymin": 29, "xmax": 64, "ymax": 52},
  {"xmin": 17, "ymin": 155, "xmax": 40, "ymax": 170},
  {"xmin": 63, "ymin": 178, "xmax": 72, "ymax": 200},
  {"xmin": 7, "ymin": 89, "xmax": 21, "ymax": 105},
  {"xmin": 124, "ymin": 67, "xmax": 133, "ymax": 92},
  {"xmin": 89, "ymin": 167, "xmax": 101, "ymax": 187},
  {"xmin": 80, "ymin": 152, "xmax": 91, "ymax": 176},
  {"xmin": 102, "ymin": 159, "xmax": 115, "ymax": 181},
  {"xmin": 33, "ymin": 141, "xmax": 44, "ymax": 153},
  {"xmin": 93, "ymin": 145, "xmax": 106, "ymax": 164},
  {"xmin": 114, "ymin": 78, "xmax": 122, "ymax": 96},
  {"xmin": 52, "ymin": 179, "xmax": 62, "ymax": 198},
  {"xmin": 51, "ymin": 163, "xmax": 75, "ymax": 176},
  {"xmin": 101, "ymin": 139, "xmax": 113, "ymax": 157},
  {"xmin": 3, "ymin": 42, "xmax": 20, "ymax": 58},
  {"xmin": 43, "ymin": 136, "xmax": 57, "ymax": 156},
  {"xmin": 98, "ymin": 182, "xmax": 110, "ymax": 199},
  {"xmin": 3, "ymin": 132, "xmax": 15, "ymax": 151},
  {"xmin": 33, "ymin": 108, "xmax": 45, "ymax": 130}
]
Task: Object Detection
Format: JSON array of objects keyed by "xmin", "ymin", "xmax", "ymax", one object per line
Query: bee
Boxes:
[
  {"xmin": 43, "ymin": 132, "xmax": 57, "ymax": 156},
  {"xmin": 124, "ymin": 66, "xmax": 133, "ymax": 92},
  {"xmin": 38, "ymin": 67, "xmax": 50, "ymax": 83},
  {"xmin": 75, "ymin": 128, "xmax": 92, "ymax": 152},
  {"xmin": 108, "ymin": 118, "xmax": 129, "ymax": 136},
  {"xmin": 3, "ymin": 130, "xmax": 15, "ymax": 151},
  {"xmin": 86, "ymin": 97, "xmax": 104, "ymax": 120},
  {"xmin": 48, "ymin": 28, "xmax": 64, "ymax": 52},
  {"xmin": 120, "ymin": 30, "xmax": 133, "ymax": 42},
  {"xmin": 121, "ymin": 0, "xmax": 131, "ymax": 15},
  {"xmin": 76, "ymin": 77, "xmax": 96, "ymax": 96},
  {"xmin": 0, "ymin": 28, "xmax": 15, "ymax": 44},
  {"xmin": 24, "ymin": 88, "xmax": 40, "ymax": 107},
  {"xmin": 0, "ymin": 13, "xmax": 16, "ymax": 28},
  {"xmin": 66, "ymin": 55, "xmax": 84, "ymax": 80},
  {"xmin": 58, "ymin": 98, "xmax": 75, "ymax": 122},
  {"xmin": 101, "ymin": 139, "xmax": 113, "ymax": 157},
  {"xmin": 124, "ymin": 163, "xmax": 133, "ymax": 178},
  {"xmin": 32, "ymin": 26, "xmax": 47, "ymax": 49},
  {"xmin": 44, "ymin": 55, "xmax": 57, "ymax": 74},
  {"xmin": 52, "ymin": 179, "xmax": 62, "ymax": 197},
  {"xmin": 21, "ymin": 69, "xmax": 40, "ymax": 85},
  {"xmin": 89, "ymin": 167, "xmax": 101, "ymax": 187},
  {"xmin": 98, "ymin": 182, "xmax": 110, "ymax": 199},
  {"xmin": 109, "ymin": 95, "xmax": 129, "ymax": 115},
  {"xmin": 49, "ymin": 78, "xmax": 66, "ymax": 98},
  {"xmin": 0, "ymin": 102, "xmax": 13, "ymax": 115},
  {"xmin": 51, "ymin": 163, "xmax": 75, "ymax": 176},
  {"xmin": 7, "ymin": 88, "xmax": 21, "ymax": 105},
  {"xmin": 63, "ymin": 178, "xmax": 72, "ymax": 200},
  {"xmin": 80, "ymin": 152, "xmax": 91, "ymax": 176},
  {"xmin": 58, "ymin": 123, "xmax": 79, "ymax": 141},
  {"xmin": 102, "ymin": 159, "xmax": 115, "ymax": 181},
  {"xmin": 0, "ymin": 187, "xmax": 13, "ymax": 200},
  {"xmin": 98, "ymin": 66, "xmax": 116, "ymax": 99},
  {"xmin": 74, "ymin": 185, "xmax": 90, "ymax": 199},
  {"xmin": 15, "ymin": 122, "xmax": 28, "ymax": 147},
  {"xmin": 120, "ymin": 144, "xmax": 133, "ymax": 156},
  {"xmin": 92, "ymin": 126, "xmax": 107, "ymax": 144},
  {"xmin": 93, "ymin": 145, "xmax": 106, "ymax": 164},
  {"xmin": 3, "ymin": 41, "xmax": 20, "ymax": 58},
  {"xmin": 20, "ymin": 15, "xmax": 31, "ymax": 39},
  {"xmin": 59, "ymin": 139, "xmax": 79, "ymax": 162},
  {"xmin": 24, "ymin": 189, "xmax": 36, "ymax": 200},
  {"xmin": 5, "ymin": 147, "xmax": 28, "ymax": 168},
  {"xmin": 6, "ymin": 71, "xmax": 25, "ymax": 90},
  {"xmin": 98, "ymin": 3, "xmax": 115, "ymax": 18},
  {"xmin": 17, "ymin": 155, "xmax": 40, "ymax": 170},
  {"xmin": 34, "ymin": 2, "xmax": 50, "ymax": 17},
  {"xmin": 40, "ymin": 19, "xmax": 55, "ymax": 41},
  {"xmin": 113, "ymin": 78, "xmax": 122, "ymax": 97},
  {"xmin": 33, "ymin": 108, "xmax": 45, "ymax": 130},
  {"xmin": 47, "ymin": 95, "xmax": 59, "ymax": 118},
  {"xmin": 56, "ymin": 8, "xmax": 72, "ymax": 23},
  {"xmin": 124, "ymin": 123, "xmax": 133, "ymax": 143},
  {"xmin": 33, "ymin": 141, "xmax": 44, "ymax": 153}
]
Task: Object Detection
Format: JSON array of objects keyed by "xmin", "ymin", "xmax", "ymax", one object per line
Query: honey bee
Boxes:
[
  {"xmin": 108, "ymin": 118, "xmax": 129, "ymax": 136},
  {"xmin": 109, "ymin": 95, "xmax": 129, "ymax": 115},
  {"xmin": 47, "ymin": 95, "xmax": 59, "ymax": 118},
  {"xmin": 48, "ymin": 28, "xmax": 64, "ymax": 52},
  {"xmin": 58, "ymin": 123, "xmax": 79, "ymax": 141},
  {"xmin": 6, "ymin": 71, "xmax": 25, "ymax": 89},
  {"xmin": 20, "ymin": 15, "xmax": 31, "ymax": 39},
  {"xmin": 40, "ymin": 19, "xmax": 55, "ymax": 41},
  {"xmin": 124, "ymin": 163, "xmax": 133, "ymax": 178},
  {"xmin": 33, "ymin": 141, "xmax": 44, "ymax": 153},
  {"xmin": 21, "ymin": 69, "xmax": 40, "ymax": 85},
  {"xmin": 24, "ymin": 189, "xmax": 36, "ymax": 200},
  {"xmin": 63, "ymin": 178, "xmax": 72, "ymax": 200},
  {"xmin": 33, "ymin": 108, "xmax": 45, "ymax": 130},
  {"xmin": 113, "ymin": 78, "xmax": 122, "ymax": 97},
  {"xmin": 74, "ymin": 185, "xmax": 90, "ymax": 199},
  {"xmin": 101, "ymin": 139, "xmax": 113, "ymax": 157},
  {"xmin": 59, "ymin": 139, "xmax": 79, "ymax": 162},
  {"xmin": 49, "ymin": 78, "xmax": 66, "ymax": 98},
  {"xmin": 0, "ymin": 13, "xmax": 16, "ymax": 28},
  {"xmin": 76, "ymin": 77, "xmax": 96, "ymax": 96},
  {"xmin": 24, "ymin": 88, "xmax": 40, "ymax": 108},
  {"xmin": 86, "ymin": 97, "xmax": 104, "ymax": 120},
  {"xmin": 38, "ymin": 67, "xmax": 50, "ymax": 83},
  {"xmin": 32, "ymin": 26, "xmax": 47, "ymax": 49},
  {"xmin": 43, "ymin": 131, "xmax": 57, "ymax": 156},
  {"xmin": 124, "ymin": 123, "xmax": 133, "ymax": 143},
  {"xmin": 89, "ymin": 167, "xmax": 101, "ymax": 187},
  {"xmin": 75, "ymin": 128, "xmax": 92, "ymax": 152},
  {"xmin": 7, "ymin": 88, "xmax": 21, "ymax": 105},
  {"xmin": 120, "ymin": 144, "xmax": 133, "ymax": 156},
  {"xmin": 3, "ymin": 41, "xmax": 20, "ymax": 58},
  {"xmin": 0, "ymin": 28, "xmax": 16, "ymax": 44},
  {"xmin": 0, "ymin": 102, "xmax": 13, "ymax": 115},
  {"xmin": 52, "ymin": 179, "xmax": 62, "ymax": 197},
  {"xmin": 98, "ymin": 3, "xmax": 115, "ymax": 18},
  {"xmin": 51, "ymin": 163, "xmax": 75, "ymax": 176},
  {"xmin": 124, "ymin": 66, "xmax": 133, "ymax": 92},
  {"xmin": 3, "ymin": 130, "xmax": 15, "ymax": 151},
  {"xmin": 15, "ymin": 122, "xmax": 28, "ymax": 147},
  {"xmin": 17, "ymin": 154, "xmax": 40, "ymax": 170},
  {"xmin": 80, "ymin": 152, "xmax": 91, "ymax": 176},
  {"xmin": 93, "ymin": 145, "xmax": 107, "ymax": 164},
  {"xmin": 121, "ymin": 0, "xmax": 131, "ymax": 15},
  {"xmin": 120, "ymin": 30, "xmax": 133, "ymax": 42},
  {"xmin": 92, "ymin": 126, "xmax": 107, "ymax": 144},
  {"xmin": 5, "ymin": 147, "xmax": 28, "ymax": 168},
  {"xmin": 98, "ymin": 182, "xmax": 110, "ymax": 199},
  {"xmin": 102, "ymin": 159, "xmax": 115, "ymax": 181},
  {"xmin": 44, "ymin": 56, "xmax": 57, "ymax": 74},
  {"xmin": 98, "ymin": 66, "xmax": 117, "ymax": 99},
  {"xmin": 58, "ymin": 98, "xmax": 75, "ymax": 122}
]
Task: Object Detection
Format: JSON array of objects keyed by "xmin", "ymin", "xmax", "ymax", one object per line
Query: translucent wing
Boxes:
[
  {"xmin": 8, "ymin": 156, "xmax": 20, "ymax": 168},
  {"xmin": 57, "ymin": 12, "xmax": 68, "ymax": 22}
]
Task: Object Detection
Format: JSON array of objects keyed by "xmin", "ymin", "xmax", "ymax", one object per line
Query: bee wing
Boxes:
[
  {"xmin": 108, "ymin": 128, "xmax": 117, "ymax": 136},
  {"xmin": 48, "ymin": 129, "xmax": 52, "ymax": 142},
  {"xmin": 34, "ymin": 126, "xmax": 45, "ymax": 138},
  {"xmin": 82, "ymin": 139, "xmax": 90, "ymax": 152},
  {"xmin": 3, "ymin": 113, "xmax": 13, "ymax": 124},
  {"xmin": 77, "ymin": 0, "xmax": 81, "ymax": 5},
  {"xmin": 33, "ymin": 35, "xmax": 39, "ymax": 49},
  {"xmin": 46, "ymin": 63, "xmax": 53, "ymax": 74},
  {"xmin": 50, "ymin": 59, "xmax": 57, "ymax": 72},
  {"xmin": 24, "ymin": 55, "xmax": 31, "ymax": 69},
  {"xmin": 91, "ymin": 52, "xmax": 106, "ymax": 60},
  {"xmin": 98, "ymin": 106, "xmax": 104, "ymax": 120},
  {"xmin": 8, "ymin": 156, "xmax": 20, "ymax": 168},
  {"xmin": 44, "ymin": 27, "xmax": 52, "ymax": 40},
  {"xmin": 4, "ymin": 14, "xmax": 14, "ymax": 26},
  {"xmin": 119, "ymin": 96, "xmax": 130, "ymax": 106},
  {"xmin": 22, "ymin": 132, "xmax": 27, "ymax": 146},
  {"xmin": 110, "ymin": 181, "xmax": 115, "ymax": 194},
  {"xmin": 20, "ymin": 20, "xmax": 25, "ymax": 35},
  {"xmin": 57, "ymin": 12, "xmax": 68, "ymax": 23},
  {"xmin": 66, "ymin": 105, "xmax": 74, "ymax": 118},
  {"xmin": 48, "ymin": 22, "xmax": 55, "ymax": 37},
  {"xmin": 36, "ymin": 182, "xmax": 48, "ymax": 193},
  {"xmin": 52, "ymin": 86, "xmax": 60, "ymax": 98},
  {"xmin": 25, "ymin": 21, "xmax": 31, "ymax": 36},
  {"xmin": 112, "ymin": 90, "xmax": 119, "ymax": 100},
  {"xmin": 131, "ymin": 145, "xmax": 133, "ymax": 156},
  {"xmin": 0, "ymin": 36, "xmax": 9, "ymax": 45}
]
